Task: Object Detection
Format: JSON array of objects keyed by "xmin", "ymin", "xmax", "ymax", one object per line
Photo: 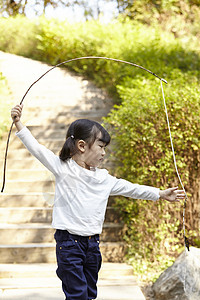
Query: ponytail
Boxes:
[{"xmin": 59, "ymin": 136, "xmax": 76, "ymax": 162}]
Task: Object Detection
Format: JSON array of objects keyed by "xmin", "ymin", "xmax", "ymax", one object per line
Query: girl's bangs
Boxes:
[
  {"xmin": 98, "ymin": 129, "xmax": 111, "ymax": 145},
  {"xmin": 93, "ymin": 125, "xmax": 111, "ymax": 146}
]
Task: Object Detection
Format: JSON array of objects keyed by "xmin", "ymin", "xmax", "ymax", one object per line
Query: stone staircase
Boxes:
[
  {"xmin": 0, "ymin": 119, "xmax": 128, "ymax": 290},
  {"xmin": 0, "ymin": 51, "xmax": 140, "ymax": 297},
  {"xmin": 0, "ymin": 120, "xmax": 125, "ymax": 259}
]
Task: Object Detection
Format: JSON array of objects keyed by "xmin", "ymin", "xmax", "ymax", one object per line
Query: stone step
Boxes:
[
  {"xmin": 0, "ymin": 223, "xmax": 124, "ymax": 244},
  {"xmin": 15, "ymin": 129, "xmax": 67, "ymax": 140},
  {"xmin": 0, "ymin": 136, "xmax": 64, "ymax": 154},
  {"xmin": 5, "ymin": 147, "xmax": 60, "ymax": 159},
  {"xmin": 6, "ymin": 137, "xmax": 64, "ymax": 149},
  {"xmin": 4, "ymin": 149, "xmax": 61, "ymax": 161},
  {"xmin": 0, "ymin": 242, "xmax": 126, "ymax": 263},
  {"xmin": 54, "ymin": 109, "xmax": 109, "ymax": 125},
  {"xmin": 0, "ymin": 262, "xmax": 133, "ymax": 279},
  {"xmin": 0, "ymin": 278, "xmax": 145, "ymax": 300},
  {"xmin": 0, "ymin": 193, "xmax": 53, "ymax": 207},
  {"xmin": 1, "ymin": 130, "xmax": 66, "ymax": 149},
  {"xmin": 99, "ymin": 263, "xmax": 134, "ymax": 279},
  {"xmin": 5, "ymin": 169, "xmax": 53, "ymax": 180},
  {"xmin": 0, "ymin": 281, "xmax": 145, "ymax": 300},
  {"xmin": 19, "ymin": 111, "xmax": 106, "ymax": 126},
  {"xmin": 27, "ymin": 124, "xmax": 68, "ymax": 132},
  {"xmin": 0, "ymin": 243, "xmax": 56, "ymax": 264},
  {"xmin": 0, "ymin": 207, "xmax": 53, "ymax": 223},
  {"xmin": 4, "ymin": 179, "xmax": 55, "ymax": 193},
  {"xmin": 0, "ymin": 206, "xmax": 121, "ymax": 224},
  {"xmin": 0, "ymin": 193, "xmax": 117, "ymax": 208},
  {"xmin": 0, "ymin": 277, "xmax": 62, "ymax": 290},
  {"xmin": 0, "ymin": 158, "xmax": 49, "ymax": 169},
  {"xmin": 56, "ymin": 109, "xmax": 110, "ymax": 120}
]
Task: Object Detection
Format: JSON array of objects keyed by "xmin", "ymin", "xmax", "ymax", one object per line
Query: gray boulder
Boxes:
[{"xmin": 153, "ymin": 247, "xmax": 200, "ymax": 300}]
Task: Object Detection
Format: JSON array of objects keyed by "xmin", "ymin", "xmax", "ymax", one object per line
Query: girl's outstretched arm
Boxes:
[
  {"xmin": 159, "ymin": 187, "xmax": 185, "ymax": 202},
  {"xmin": 11, "ymin": 104, "xmax": 63, "ymax": 176},
  {"xmin": 11, "ymin": 104, "xmax": 24, "ymax": 131},
  {"xmin": 109, "ymin": 176, "xmax": 185, "ymax": 203}
]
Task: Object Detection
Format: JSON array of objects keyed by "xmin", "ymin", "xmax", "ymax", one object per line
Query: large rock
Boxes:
[{"xmin": 153, "ymin": 247, "xmax": 200, "ymax": 300}]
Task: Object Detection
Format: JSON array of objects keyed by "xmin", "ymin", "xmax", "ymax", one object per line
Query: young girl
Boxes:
[{"xmin": 11, "ymin": 104, "xmax": 184, "ymax": 300}]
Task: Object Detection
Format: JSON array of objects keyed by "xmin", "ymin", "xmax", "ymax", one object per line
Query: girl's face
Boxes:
[
  {"xmin": 83, "ymin": 135, "xmax": 106, "ymax": 169},
  {"xmin": 73, "ymin": 132, "xmax": 106, "ymax": 170}
]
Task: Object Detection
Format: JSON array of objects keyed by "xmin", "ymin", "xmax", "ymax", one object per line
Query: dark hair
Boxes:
[{"xmin": 59, "ymin": 119, "xmax": 111, "ymax": 162}]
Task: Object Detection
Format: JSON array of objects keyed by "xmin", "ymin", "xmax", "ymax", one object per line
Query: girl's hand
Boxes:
[
  {"xmin": 159, "ymin": 187, "xmax": 185, "ymax": 203},
  {"xmin": 11, "ymin": 104, "xmax": 23, "ymax": 123}
]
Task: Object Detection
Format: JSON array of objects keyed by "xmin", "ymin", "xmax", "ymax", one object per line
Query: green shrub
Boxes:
[
  {"xmin": 104, "ymin": 71, "xmax": 200, "ymax": 281},
  {"xmin": 0, "ymin": 15, "xmax": 38, "ymax": 57}
]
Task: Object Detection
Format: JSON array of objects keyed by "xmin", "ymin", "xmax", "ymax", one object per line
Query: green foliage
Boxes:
[
  {"xmin": 104, "ymin": 69, "xmax": 200, "ymax": 280},
  {"xmin": 107, "ymin": 74, "xmax": 200, "ymax": 184},
  {"xmin": 124, "ymin": 0, "xmax": 200, "ymax": 44},
  {"xmin": 0, "ymin": 15, "xmax": 38, "ymax": 57},
  {"xmin": 34, "ymin": 18, "xmax": 151, "ymax": 96}
]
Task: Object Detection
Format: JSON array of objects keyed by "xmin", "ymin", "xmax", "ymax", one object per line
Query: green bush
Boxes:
[
  {"xmin": 104, "ymin": 70, "xmax": 200, "ymax": 280},
  {"xmin": 0, "ymin": 15, "xmax": 38, "ymax": 57}
]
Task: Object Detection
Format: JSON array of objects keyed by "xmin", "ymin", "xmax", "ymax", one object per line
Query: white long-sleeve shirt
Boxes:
[{"xmin": 16, "ymin": 126, "xmax": 160, "ymax": 236}]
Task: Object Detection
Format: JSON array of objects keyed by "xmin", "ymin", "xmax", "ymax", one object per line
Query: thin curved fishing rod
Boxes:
[{"xmin": 1, "ymin": 56, "xmax": 167, "ymax": 193}]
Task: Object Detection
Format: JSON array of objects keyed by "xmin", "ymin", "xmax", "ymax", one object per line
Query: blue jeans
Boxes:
[{"xmin": 54, "ymin": 229, "xmax": 102, "ymax": 300}]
